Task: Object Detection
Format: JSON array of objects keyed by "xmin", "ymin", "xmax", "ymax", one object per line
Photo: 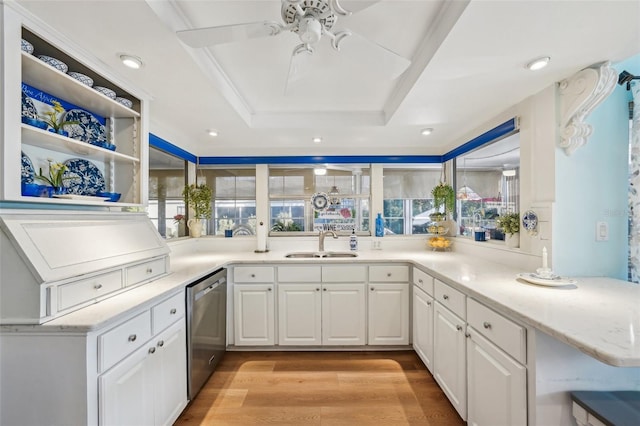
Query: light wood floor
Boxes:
[{"xmin": 175, "ymin": 350, "xmax": 465, "ymax": 425}]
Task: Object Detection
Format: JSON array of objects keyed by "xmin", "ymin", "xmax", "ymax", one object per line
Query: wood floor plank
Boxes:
[{"xmin": 176, "ymin": 350, "xmax": 465, "ymax": 426}]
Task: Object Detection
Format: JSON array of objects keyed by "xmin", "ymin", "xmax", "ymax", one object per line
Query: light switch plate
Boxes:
[{"xmin": 596, "ymin": 221, "xmax": 609, "ymax": 242}]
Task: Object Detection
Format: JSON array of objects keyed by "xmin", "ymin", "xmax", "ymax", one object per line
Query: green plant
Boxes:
[
  {"xmin": 496, "ymin": 212, "xmax": 520, "ymax": 236},
  {"xmin": 431, "ymin": 182, "xmax": 456, "ymax": 215},
  {"xmin": 36, "ymin": 159, "xmax": 71, "ymax": 188},
  {"xmin": 182, "ymin": 183, "xmax": 212, "ymax": 219},
  {"xmin": 40, "ymin": 100, "xmax": 78, "ymax": 132}
]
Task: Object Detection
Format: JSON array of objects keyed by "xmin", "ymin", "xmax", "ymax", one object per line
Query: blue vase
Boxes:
[{"xmin": 375, "ymin": 213, "xmax": 384, "ymax": 237}]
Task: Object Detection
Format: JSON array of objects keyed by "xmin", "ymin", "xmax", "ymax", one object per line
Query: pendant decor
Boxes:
[
  {"xmin": 558, "ymin": 61, "xmax": 617, "ymax": 155},
  {"xmin": 522, "ymin": 210, "xmax": 538, "ymax": 236}
]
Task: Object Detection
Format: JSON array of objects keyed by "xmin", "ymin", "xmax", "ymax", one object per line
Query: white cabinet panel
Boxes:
[
  {"xmin": 233, "ymin": 284, "xmax": 275, "ymax": 346},
  {"xmin": 413, "ymin": 267, "xmax": 434, "ymax": 296},
  {"xmin": 368, "ymin": 283, "xmax": 409, "ymax": 345},
  {"xmin": 58, "ymin": 269, "xmax": 122, "ymax": 311},
  {"xmin": 435, "ymin": 279, "xmax": 466, "ymax": 319},
  {"xmin": 233, "ymin": 266, "xmax": 274, "ymax": 283},
  {"xmin": 413, "ymin": 285, "xmax": 434, "ymax": 372},
  {"xmin": 322, "ymin": 265, "xmax": 367, "ymax": 282},
  {"xmin": 322, "ymin": 283, "xmax": 366, "ymax": 345},
  {"xmin": 467, "ymin": 328, "xmax": 526, "ymax": 426},
  {"xmin": 278, "ymin": 284, "xmax": 322, "ymax": 345},
  {"xmin": 369, "ymin": 265, "xmax": 410, "ymax": 282},
  {"xmin": 99, "ymin": 310, "xmax": 152, "ymax": 373},
  {"xmin": 278, "ymin": 266, "xmax": 321, "ymax": 282}
]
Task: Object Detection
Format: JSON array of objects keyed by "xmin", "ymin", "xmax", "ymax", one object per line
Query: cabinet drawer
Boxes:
[
  {"xmin": 413, "ymin": 267, "xmax": 434, "ymax": 296},
  {"xmin": 58, "ymin": 270, "xmax": 122, "ymax": 311},
  {"xmin": 467, "ymin": 298, "xmax": 526, "ymax": 363},
  {"xmin": 152, "ymin": 292, "xmax": 185, "ymax": 333},
  {"xmin": 434, "ymin": 279, "xmax": 466, "ymax": 319},
  {"xmin": 369, "ymin": 265, "xmax": 409, "ymax": 282},
  {"xmin": 322, "ymin": 265, "xmax": 367, "ymax": 282},
  {"xmin": 234, "ymin": 266, "xmax": 275, "ymax": 283},
  {"xmin": 126, "ymin": 257, "xmax": 166, "ymax": 287},
  {"xmin": 99, "ymin": 310, "xmax": 152, "ymax": 372},
  {"xmin": 278, "ymin": 266, "xmax": 321, "ymax": 282}
]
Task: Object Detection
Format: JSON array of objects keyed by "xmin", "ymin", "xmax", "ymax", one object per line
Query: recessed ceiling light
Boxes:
[
  {"xmin": 314, "ymin": 167, "xmax": 327, "ymax": 176},
  {"xmin": 503, "ymin": 169, "xmax": 516, "ymax": 177},
  {"xmin": 119, "ymin": 54, "xmax": 143, "ymax": 69},
  {"xmin": 421, "ymin": 128, "xmax": 434, "ymax": 136},
  {"xmin": 525, "ymin": 56, "xmax": 550, "ymax": 71},
  {"xmin": 312, "ymin": 137, "xmax": 322, "ymax": 143},
  {"xmin": 208, "ymin": 129, "xmax": 218, "ymax": 137}
]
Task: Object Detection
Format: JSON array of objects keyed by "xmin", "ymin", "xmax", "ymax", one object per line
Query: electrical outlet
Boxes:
[{"xmin": 596, "ymin": 221, "xmax": 609, "ymax": 242}]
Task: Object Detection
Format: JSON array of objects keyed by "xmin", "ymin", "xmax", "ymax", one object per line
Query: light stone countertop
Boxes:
[{"xmin": 10, "ymin": 248, "xmax": 640, "ymax": 367}]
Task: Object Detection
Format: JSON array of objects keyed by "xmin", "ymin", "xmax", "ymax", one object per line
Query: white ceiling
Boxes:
[{"xmin": 15, "ymin": 0, "xmax": 640, "ymax": 158}]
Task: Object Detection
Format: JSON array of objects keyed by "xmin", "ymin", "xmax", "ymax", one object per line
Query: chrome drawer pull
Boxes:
[
  {"xmin": 146, "ymin": 268, "xmax": 153, "ymax": 274},
  {"xmin": 268, "ymin": 287, "xmax": 272, "ymax": 291},
  {"xmin": 418, "ymin": 279, "xmax": 423, "ymax": 283},
  {"xmin": 456, "ymin": 325, "xmax": 463, "ymax": 331},
  {"xmin": 443, "ymin": 294, "xmax": 449, "ymax": 300},
  {"xmin": 323, "ymin": 288, "xmax": 327, "ymax": 291},
  {"xmin": 465, "ymin": 332, "xmax": 471, "ymax": 338},
  {"xmin": 483, "ymin": 322, "xmax": 492, "ymax": 329},
  {"xmin": 251, "ymin": 274, "xmax": 256, "ymax": 278},
  {"xmin": 128, "ymin": 334, "xmax": 137, "ymax": 342},
  {"xmin": 387, "ymin": 273, "xmax": 392, "ymax": 277},
  {"xmin": 148, "ymin": 347, "xmax": 156, "ymax": 354},
  {"xmin": 94, "ymin": 283, "xmax": 103, "ymax": 290},
  {"xmin": 426, "ymin": 301, "xmax": 432, "ymax": 306},
  {"xmin": 170, "ymin": 308, "xmax": 177, "ymax": 314},
  {"xmin": 157, "ymin": 340, "xmax": 164, "ymax": 347},
  {"xmin": 316, "ymin": 288, "xmax": 320, "ymax": 292},
  {"xmin": 370, "ymin": 287, "xmax": 375, "ymax": 291}
]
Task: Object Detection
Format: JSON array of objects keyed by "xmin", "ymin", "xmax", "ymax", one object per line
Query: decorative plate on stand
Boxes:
[
  {"xmin": 311, "ymin": 192, "xmax": 329, "ymax": 212},
  {"xmin": 21, "ymin": 151, "xmax": 35, "ymax": 184},
  {"xmin": 62, "ymin": 158, "xmax": 105, "ymax": 195},
  {"xmin": 63, "ymin": 109, "xmax": 107, "ymax": 146}
]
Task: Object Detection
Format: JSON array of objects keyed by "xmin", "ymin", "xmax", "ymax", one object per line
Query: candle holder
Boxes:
[{"xmin": 536, "ymin": 267, "xmax": 555, "ymax": 278}]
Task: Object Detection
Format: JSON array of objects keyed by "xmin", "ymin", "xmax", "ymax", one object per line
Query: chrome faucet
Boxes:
[{"xmin": 319, "ymin": 230, "xmax": 338, "ymax": 252}]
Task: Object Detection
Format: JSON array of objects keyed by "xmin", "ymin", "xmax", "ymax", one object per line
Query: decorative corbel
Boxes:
[{"xmin": 558, "ymin": 61, "xmax": 617, "ymax": 155}]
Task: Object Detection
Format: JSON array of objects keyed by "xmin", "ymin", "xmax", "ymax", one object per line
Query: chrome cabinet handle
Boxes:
[
  {"xmin": 94, "ymin": 283, "xmax": 103, "ymax": 290},
  {"xmin": 251, "ymin": 274, "xmax": 256, "ymax": 278},
  {"xmin": 157, "ymin": 340, "xmax": 164, "ymax": 347},
  {"xmin": 370, "ymin": 287, "xmax": 375, "ymax": 291},
  {"xmin": 148, "ymin": 347, "xmax": 156, "ymax": 354},
  {"xmin": 456, "ymin": 325, "xmax": 463, "ymax": 331},
  {"xmin": 387, "ymin": 273, "xmax": 392, "ymax": 277},
  {"xmin": 316, "ymin": 288, "xmax": 320, "ymax": 292},
  {"xmin": 426, "ymin": 301, "xmax": 432, "ymax": 306},
  {"xmin": 128, "ymin": 334, "xmax": 137, "ymax": 342},
  {"xmin": 170, "ymin": 308, "xmax": 177, "ymax": 314},
  {"xmin": 323, "ymin": 288, "xmax": 327, "ymax": 291},
  {"xmin": 268, "ymin": 287, "xmax": 272, "ymax": 291},
  {"xmin": 483, "ymin": 322, "xmax": 492, "ymax": 329},
  {"xmin": 443, "ymin": 294, "xmax": 449, "ymax": 300},
  {"xmin": 146, "ymin": 268, "xmax": 153, "ymax": 274},
  {"xmin": 465, "ymin": 332, "xmax": 471, "ymax": 338},
  {"xmin": 418, "ymin": 279, "xmax": 423, "ymax": 283}
]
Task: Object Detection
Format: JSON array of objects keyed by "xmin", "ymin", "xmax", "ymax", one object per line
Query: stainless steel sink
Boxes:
[{"xmin": 284, "ymin": 251, "xmax": 357, "ymax": 258}]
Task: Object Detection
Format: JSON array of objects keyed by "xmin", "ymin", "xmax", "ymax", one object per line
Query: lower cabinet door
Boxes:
[
  {"xmin": 99, "ymin": 342, "xmax": 156, "ymax": 426},
  {"xmin": 153, "ymin": 321, "xmax": 188, "ymax": 426},
  {"xmin": 368, "ymin": 283, "xmax": 409, "ymax": 345},
  {"xmin": 322, "ymin": 283, "xmax": 366, "ymax": 345},
  {"xmin": 433, "ymin": 302, "xmax": 467, "ymax": 420},
  {"xmin": 278, "ymin": 284, "xmax": 322, "ymax": 345},
  {"xmin": 413, "ymin": 286, "xmax": 434, "ymax": 372},
  {"xmin": 467, "ymin": 328, "xmax": 527, "ymax": 426},
  {"xmin": 234, "ymin": 284, "xmax": 275, "ymax": 346}
]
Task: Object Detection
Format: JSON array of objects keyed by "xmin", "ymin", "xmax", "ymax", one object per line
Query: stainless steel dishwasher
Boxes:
[{"xmin": 186, "ymin": 268, "xmax": 227, "ymax": 400}]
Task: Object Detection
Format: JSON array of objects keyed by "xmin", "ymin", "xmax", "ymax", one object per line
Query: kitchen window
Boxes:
[
  {"xmin": 382, "ymin": 166, "xmax": 442, "ymax": 234},
  {"xmin": 268, "ymin": 165, "xmax": 370, "ymax": 234},
  {"xmin": 197, "ymin": 167, "xmax": 257, "ymax": 236},
  {"xmin": 148, "ymin": 147, "xmax": 188, "ymax": 239}
]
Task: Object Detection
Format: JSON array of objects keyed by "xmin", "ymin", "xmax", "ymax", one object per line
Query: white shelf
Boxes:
[
  {"xmin": 17, "ymin": 195, "xmax": 130, "ymax": 206},
  {"xmin": 21, "ymin": 124, "xmax": 139, "ymax": 164},
  {"xmin": 21, "ymin": 52, "xmax": 140, "ymax": 119}
]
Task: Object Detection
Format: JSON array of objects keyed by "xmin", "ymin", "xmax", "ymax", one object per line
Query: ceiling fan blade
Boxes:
[
  {"xmin": 338, "ymin": 31, "xmax": 411, "ymax": 80},
  {"xmin": 331, "ymin": 0, "xmax": 382, "ymax": 15},
  {"xmin": 176, "ymin": 21, "xmax": 283, "ymax": 48},
  {"xmin": 285, "ymin": 44, "xmax": 315, "ymax": 94}
]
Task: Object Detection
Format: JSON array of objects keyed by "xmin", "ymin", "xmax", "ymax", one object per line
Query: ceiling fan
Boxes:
[{"xmin": 176, "ymin": 0, "xmax": 411, "ymax": 92}]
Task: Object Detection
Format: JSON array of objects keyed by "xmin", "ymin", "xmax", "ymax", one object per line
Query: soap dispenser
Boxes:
[{"xmin": 350, "ymin": 229, "xmax": 358, "ymax": 251}]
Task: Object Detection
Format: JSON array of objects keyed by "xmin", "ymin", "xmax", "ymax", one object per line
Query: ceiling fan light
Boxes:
[
  {"xmin": 208, "ymin": 129, "xmax": 219, "ymax": 137},
  {"xmin": 421, "ymin": 128, "xmax": 433, "ymax": 136},
  {"xmin": 312, "ymin": 137, "xmax": 322, "ymax": 143},
  {"xmin": 314, "ymin": 167, "xmax": 327, "ymax": 176},
  {"xmin": 525, "ymin": 56, "xmax": 550, "ymax": 71},
  {"xmin": 119, "ymin": 54, "xmax": 143, "ymax": 69}
]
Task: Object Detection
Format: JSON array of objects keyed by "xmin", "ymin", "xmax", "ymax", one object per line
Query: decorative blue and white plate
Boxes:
[
  {"xmin": 311, "ymin": 192, "xmax": 329, "ymax": 211},
  {"xmin": 21, "ymin": 91, "xmax": 38, "ymax": 120},
  {"xmin": 21, "ymin": 151, "xmax": 35, "ymax": 184},
  {"xmin": 63, "ymin": 109, "xmax": 107, "ymax": 145},
  {"xmin": 62, "ymin": 158, "xmax": 105, "ymax": 196},
  {"xmin": 522, "ymin": 210, "xmax": 538, "ymax": 233}
]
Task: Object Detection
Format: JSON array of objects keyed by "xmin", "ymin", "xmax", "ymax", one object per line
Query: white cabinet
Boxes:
[
  {"xmin": 413, "ymin": 285, "xmax": 434, "ymax": 372},
  {"xmin": 99, "ymin": 320, "xmax": 186, "ymax": 426},
  {"xmin": 466, "ymin": 328, "xmax": 527, "ymax": 426},
  {"xmin": 466, "ymin": 298, "xmax": 527, "ymax": 426},
  {"xmin": 278, "ymin": 282, "xmax": 366, "ymax": 346},
  {"xmin": 1, "ymin": 4, "xmax": 148, "ymax": 206},
  {"xmin": 368, "ymin": 282, "xmax": 410, "ymax": 345},
  {"xmin": 233, "ymin": 284, "xmax": 275, "ymax": 346},
  {"xmin": 434, "ymin": 298, "xmax": 467, "ymax": 420}
]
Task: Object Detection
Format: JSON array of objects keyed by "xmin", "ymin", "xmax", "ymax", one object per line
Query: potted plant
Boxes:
[
  {"xmin": 496, "ymin": 212, "xmax": 520, "ymax": 248},
  {"xmin": 182, "ymin": 183, "xmax": 212, "ymax": 237},
  {"xmin": 40, "ymin": 100, "xmax": 78, "ymax": 136},
  {"xmin": 431, "ymin": 182, "xmax": 456, "ymax": 235}
]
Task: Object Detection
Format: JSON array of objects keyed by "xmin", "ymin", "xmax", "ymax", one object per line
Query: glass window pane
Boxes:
[{"xmin": 148, "ymin": 147, "xmax": 187, "ymax": 239}]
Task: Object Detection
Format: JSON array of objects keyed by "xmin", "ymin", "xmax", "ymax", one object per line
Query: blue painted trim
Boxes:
[
  {"xmin": 149, "ymin": 133, "xmax": 197, "ymax": 163},
  {"xmin": 198, "ymin": 155, "xmax": 442, "ymax": 165},
  {"xmin": 442, "ymin": 118, "xmax": 517, "ymax": 162}
]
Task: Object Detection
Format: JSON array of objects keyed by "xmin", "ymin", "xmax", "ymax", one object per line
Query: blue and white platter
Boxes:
[
  {"xmin": 21, "ymin": 151, "xmax": 35, "ymax": 184},
  {"xmin": 21, "ymin": 91, "xmax": 38, "ymax": 120},
  {"xmin": 62, "ymin": 158, "xmax": 105, "ymax": 196},
  {"xmin": 63, "ymin": 109, "xmax": 107, "ymax": 146}
]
